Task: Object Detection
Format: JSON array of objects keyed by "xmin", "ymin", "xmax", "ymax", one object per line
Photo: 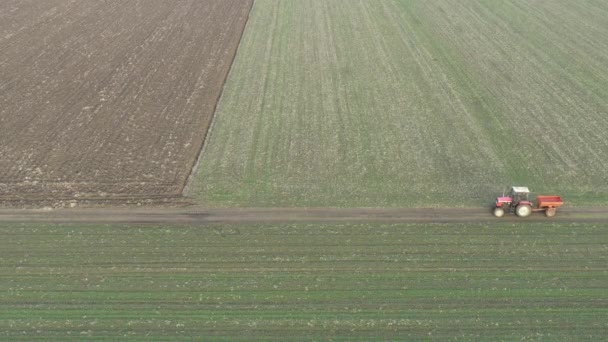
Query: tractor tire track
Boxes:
[{"xmin": 0, "ymin": 207, "xmax": 606, "ymax": 225}]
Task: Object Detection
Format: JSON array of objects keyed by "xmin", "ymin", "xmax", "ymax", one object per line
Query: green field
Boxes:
[
  {"xmin": 191, "ymin": 0, "xmax": 608, "ymax": 207},
  {"xmin": 2, "ymin": 222, "xmax": 606, "ymax": 339}
]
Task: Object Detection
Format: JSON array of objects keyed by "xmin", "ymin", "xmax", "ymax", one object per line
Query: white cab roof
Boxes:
[{"xmin": 511, "ymin": 186, "xmax": 530, "ymax": 193}]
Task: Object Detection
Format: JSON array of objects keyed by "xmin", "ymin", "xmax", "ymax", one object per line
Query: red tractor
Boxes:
[{"xmin": 494, "ymin": 186, "xmax": 564, "ymax": 218}]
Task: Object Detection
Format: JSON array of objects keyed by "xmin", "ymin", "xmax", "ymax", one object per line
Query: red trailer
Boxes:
[
  {"xmin": 536, "ymin": 195, "xmax": 564, "ymax": 217},
  {"xmin": 494, "ymin": 187, "xmax": 564, "ymax": 218}
]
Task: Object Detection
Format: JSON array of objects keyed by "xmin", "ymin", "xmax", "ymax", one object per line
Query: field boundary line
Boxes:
[{"xmin": 182, "ymin": 0, "xmax": 257, "ymax": 197}]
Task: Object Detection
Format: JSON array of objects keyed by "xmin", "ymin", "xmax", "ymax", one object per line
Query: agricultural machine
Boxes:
[{"xmin": 493, "ymin": 186, "xmax": 563, "ymax": 218}]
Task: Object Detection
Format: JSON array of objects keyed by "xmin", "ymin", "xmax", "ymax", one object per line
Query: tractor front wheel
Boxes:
[
  {"xmin": 493, "ymin": 207, "xmax": 505, "ymax": 217},
  {"xmin": 545, "ymin": 208, "xmax": 557, "ymax": 217},
  {"xmin": 516, "ymin": 204, "xmax": 532, "ymax": 217}
]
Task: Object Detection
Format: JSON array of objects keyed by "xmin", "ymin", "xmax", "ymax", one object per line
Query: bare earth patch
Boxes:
[{"xmin": 0, "ymin": 0, "xmax": 253, "ymax": 206}]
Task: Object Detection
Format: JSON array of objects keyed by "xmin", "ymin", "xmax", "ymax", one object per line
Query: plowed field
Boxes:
[{"xmin": 0, "ymin": 0, "xmax": 252, "ymax": 204}]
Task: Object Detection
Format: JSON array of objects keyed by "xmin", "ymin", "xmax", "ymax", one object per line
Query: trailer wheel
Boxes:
[
  {"xmin": 493, "ymin": 207, "xmax": 505, "ymax": 217},
  {"xmin": 516, "ymin": 204, "xmax": 532, "ymax": 217},
  {"xmin": 545, "ymin": 208, "xmax": 557, "ymax": 217}
]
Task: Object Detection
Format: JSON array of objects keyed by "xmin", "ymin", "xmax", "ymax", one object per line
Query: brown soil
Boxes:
[{"xmin": 0, "ymin": 0, "xmax": 253, "ymax": 206}]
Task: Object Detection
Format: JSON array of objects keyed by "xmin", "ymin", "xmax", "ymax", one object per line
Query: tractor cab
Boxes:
[
  {"xmin": 510, "ymin": 186, "xmax": 530, "ymax": 203},
  {"xmin": 496, "ymin": 186, "xmax": 530, "ymax": 206}
]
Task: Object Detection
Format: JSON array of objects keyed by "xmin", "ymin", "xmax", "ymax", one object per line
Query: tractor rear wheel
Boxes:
[
  {"xmin": 545, "ymin": 208, "xmax": 557, "ymax": 217},
  {"xmin": 493, "ymin": 207, "xmax": 505, "ymax": 217},
  {"xmin": 516, "ymin": 204, "xmax": 532, "ymax": 217}
]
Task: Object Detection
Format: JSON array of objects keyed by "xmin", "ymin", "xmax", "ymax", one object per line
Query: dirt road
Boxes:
[{"xmin": 1, "ymin": 206, "xmax": 606, "ymax": 225}]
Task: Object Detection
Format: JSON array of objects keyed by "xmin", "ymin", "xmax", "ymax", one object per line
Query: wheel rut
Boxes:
[{"xmin": 1, "ymin": 207, "xmax": 606, "ymax": 225}]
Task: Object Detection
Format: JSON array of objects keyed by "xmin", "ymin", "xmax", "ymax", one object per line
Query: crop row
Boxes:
[
  {"xmin": 191, "ymin": 0, "xmax": 608, "ymax": 207},
  {"xmin": 1, "ymin": 222, "xmax": 606, "ymax": 339}
]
